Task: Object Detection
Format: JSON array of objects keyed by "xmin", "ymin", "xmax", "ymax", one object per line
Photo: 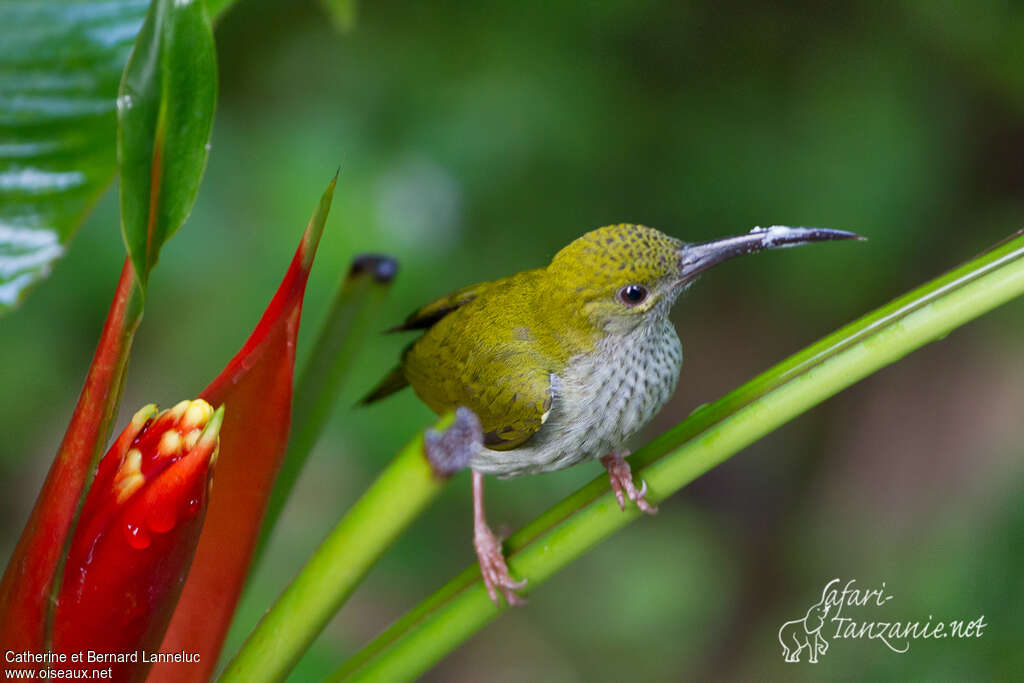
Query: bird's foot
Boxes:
[
  {"xmin": 474, "ymin": 521, "xmax": 527, "ymax": 606},
  {"xmin": 473, "ymin": 470, "xmax": 526, "ymax": 606},
  {"xmin": 601, "ymin": 451, "xmax": 658, "ymax": 514}
]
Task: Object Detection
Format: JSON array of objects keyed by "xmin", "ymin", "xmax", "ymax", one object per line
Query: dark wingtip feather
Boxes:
[
  {"xmin": 358, "ymin": 365, "xmax": 409, "ymax": 405},
  {"xmin": 386, "ymin": 303, "xmax": 464, "ymax": 333}
]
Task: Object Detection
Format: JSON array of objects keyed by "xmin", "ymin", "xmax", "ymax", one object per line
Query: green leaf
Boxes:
[
  {"xmin": 117, "ymin": 0, "xmax": 216, "ymax": 289},
  {"xmin": 0, "ymin": 0, "xmax": 244, "ymax": 316},
  {"xmin": 0, "ymin": 0, "xmax": 148, "ymax": 314}
]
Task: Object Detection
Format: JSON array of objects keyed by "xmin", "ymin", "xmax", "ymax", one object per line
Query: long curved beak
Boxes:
[{"xmin": 677, "ymin": 226, "xmax": 864, "ymax": 286}]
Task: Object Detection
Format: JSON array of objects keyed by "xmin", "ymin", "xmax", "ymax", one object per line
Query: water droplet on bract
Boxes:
[
  {"xmin": 116, "ymin": 94, "xmax": 134, "ymax": 112},
  {"xmin": 125, "ymin": 522, "xmax": 151, "ymax": 549},
  {"xmin": 186, "ymin": 497, "xmax": 200, "ymax": 515},
  {"xmin": 749, "ymin": 226, "xmax": 768, "ymax": 233},
  {"xmin": 204, "ymin": 142, "xmax": 211, "ymax": 151}
]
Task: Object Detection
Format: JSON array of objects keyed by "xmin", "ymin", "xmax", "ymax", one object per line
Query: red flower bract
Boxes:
[
  {"xmin": 150, "ymin": 175, "xmax": 335, "ymax": 683},
  {"xmin": 52, "ymin": 400, "xmax": 222, "ymax": 683}
]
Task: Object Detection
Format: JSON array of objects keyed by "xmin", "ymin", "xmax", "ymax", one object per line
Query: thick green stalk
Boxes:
[
  {"xmin": 219, "ymin": 412, "xmax": 466, "ymax": 683},
  {"xmin": 257, "ymin": 255, "xmax": 397, "ymax": 558},
  {"xmin": 330, "ymin": 229, "xmax": 1024, "ymax": 682}
]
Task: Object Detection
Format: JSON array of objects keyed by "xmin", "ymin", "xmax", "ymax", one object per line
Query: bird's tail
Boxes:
[{"xmin": 359, "ymin": 365, "xmax": 408, "ymax": 405}]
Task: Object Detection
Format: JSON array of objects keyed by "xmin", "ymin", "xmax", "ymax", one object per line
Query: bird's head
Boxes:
[{"xmin": 547, "ymin": 223, "xmax": 862, "ymax": 335}]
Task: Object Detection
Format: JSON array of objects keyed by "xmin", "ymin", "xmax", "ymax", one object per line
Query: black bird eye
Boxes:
[{"xmin": 618, "ymin": 284, "xmax": 648, "ymax": 306}]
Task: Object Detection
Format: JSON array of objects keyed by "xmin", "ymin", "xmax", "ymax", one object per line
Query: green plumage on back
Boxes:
[
  {"xmin": 361, "ymin": 282, "xmax": 484, "ymax": 403},
  {"xmin": 364, "ymin": 266, "xmax": 601, "ymax": 449}
]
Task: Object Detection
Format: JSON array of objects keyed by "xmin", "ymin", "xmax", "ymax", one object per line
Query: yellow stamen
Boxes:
[
  {"xmin": 114, "ymin": 448, "xmax": 144, "ymax": 503},
  {"xmin": 158, "ymin": 430, "xmax": 182, "ymax": 457},
  {"xmin": 181, "ymin": 399, "xmax": 214, "ymax": 431},
  {"xmin": 130, "ymin": 404, "xmax": 158, "ymax": 427},
  {"xmin": 167, "ymin": 400, "xmax": 192, "ymax": 423},
  {"xmin": 183, "ymin": 428, "xmax": 201, "ymax": 452}
]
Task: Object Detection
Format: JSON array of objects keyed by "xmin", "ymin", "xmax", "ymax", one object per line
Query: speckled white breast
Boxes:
[{"xmin": 471, "ymin": 319, "xmax": 683, "ymax": 477}]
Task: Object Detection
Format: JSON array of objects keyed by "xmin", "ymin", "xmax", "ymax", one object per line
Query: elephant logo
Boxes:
[{"xmin": 778, "ymin": 594, "xmax": 832, "ymax": 663}]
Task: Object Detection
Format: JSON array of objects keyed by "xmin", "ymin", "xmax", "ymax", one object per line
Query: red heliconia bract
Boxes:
[
  {"xmin": 149, "ymin": 177, "xmax": 335, "ymax": 682},
  {"xmin": 52, "ymin": 400, "xmax": 222, "ymax": 683},
  {"xmin": 0, "ymin": 260, "xmax": 141, "ymax": 669},
  {"xmin": 0, "ymin": 176, "xmax": 334, "ymax": 682}
]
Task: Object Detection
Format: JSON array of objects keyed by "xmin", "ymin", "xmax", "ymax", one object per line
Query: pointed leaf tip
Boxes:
[
  {"xmin": 300, "ymin": 174, "xmax": 339, "ymax": 270},
  {"xmin": 151, "ymin": 185, "xmax": 332, "ymax": 682}
]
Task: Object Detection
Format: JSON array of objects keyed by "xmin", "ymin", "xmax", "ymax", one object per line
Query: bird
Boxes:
[{"xmin": 363, "ymin": 223, "xmax": 861, "ymax": 605}]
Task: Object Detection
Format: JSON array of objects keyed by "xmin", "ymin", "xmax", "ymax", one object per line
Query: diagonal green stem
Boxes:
[
  {"xmin": 218, "ymin": 412, "xmax": 464, "ymax": 683},
  {"xmin": 256, "ymin": 255, "xmax": 397, "ymax": 560},
  {"xmin": 328, "ymin": 228, "xmax": 1024, "ymax": 682}
]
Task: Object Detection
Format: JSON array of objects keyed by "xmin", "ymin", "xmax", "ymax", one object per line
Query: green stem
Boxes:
[
  {"xmin": 256, "ymin": 255, "xmax": 397, "ymax": 559},
  {"xmin": 218, "ymin": 413, "xmax": 460, "ymax": 683},
  {"xmin": 330, "ymin": 229, "xmax": 1024, "ymax": 682}
]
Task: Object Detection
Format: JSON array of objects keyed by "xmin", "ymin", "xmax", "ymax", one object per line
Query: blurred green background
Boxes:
[{"xmin": 3, "ymin": 0, "xmax": 1024, "ymax": 680}]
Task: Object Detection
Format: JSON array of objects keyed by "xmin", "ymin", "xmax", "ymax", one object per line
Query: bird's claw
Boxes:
[
  {"xmin": 601, "ymin": 452, "xmax": 658, "ymax": 515},
  {"xmin": 474, "ymin": 523, "xmax": 527, "ymax": 606},
  {"xmin": 631, "ymin": 479, "xmax": 658, "ymax": 514}
]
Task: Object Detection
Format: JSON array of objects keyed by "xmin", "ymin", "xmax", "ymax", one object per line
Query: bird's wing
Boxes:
[
  {"xmin": 404, "ymin": 336, "xmax": 554, "ymax": 451},
  {"xmin": 476, "ymin": 364, "xmax": 553, "ymax": 450},
  {"xmin": 368, "ymin": 270, "xmax": 555, "ymax": 450},
  {"xmin": 388, "ymin": 282, "xmax": 484, "ymax": 332},
  {"xmin": 362, "ymin": 282, "xmax": 487, "ymax": 404}
]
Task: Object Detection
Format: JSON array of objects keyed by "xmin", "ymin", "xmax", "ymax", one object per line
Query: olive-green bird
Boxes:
[{"xmin": 364, "ymin": 223, "xmax": 860, "ymax": 604}]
